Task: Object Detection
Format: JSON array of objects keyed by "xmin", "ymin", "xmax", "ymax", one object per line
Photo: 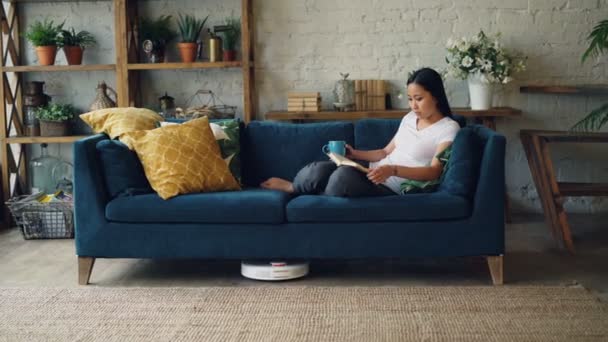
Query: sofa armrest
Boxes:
[
  {"xmin": 471, "ymin": 127, "xmax": 506, "ymax": 226},
  {"xmin": 73, "ymin": 134, "xmax": 109, "ymax": 251}
]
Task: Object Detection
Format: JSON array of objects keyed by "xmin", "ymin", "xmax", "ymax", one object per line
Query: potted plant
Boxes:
[
  {"xmin": 34, "ymin": 103, "xmax": 75, "ymax": 136},
  {"xmin": 221, "ymin": 17, "xmax": 241, "ymax": 62},
  {"xmin": 445, "ymin": 30, "xmax": 526, "ymax": 110},
  {"xmin": 572, "ymin": 18, "xmax": 608, "ymax": 131},
  {"xmin": 176, "ymin": 14, "xmax": 208, "ymax": 63},
  {"xmin": 58, "ymin": 27, "xmax": 96, "ymax": 65},
  {"xmin": 139, "ymin": 15, "xmax": 176, "ymax": 63},
  {"xmin": 24, "ymin": 19, "xmax": 64, "ymax": 66}
]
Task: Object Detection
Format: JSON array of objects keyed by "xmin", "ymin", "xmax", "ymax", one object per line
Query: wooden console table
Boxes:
[
  {"xmin": 265, "ymin": 107, "xmax": 521, "ymax": 129},
  {"xmin": 520, "ymin": 130, "xmax": 608, "ymax": 254},
  {"xmin": 267, "ymin": 107, "xmax": 522, "ymax": 223}
]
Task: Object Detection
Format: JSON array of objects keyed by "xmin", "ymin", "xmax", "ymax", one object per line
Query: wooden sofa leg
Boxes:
[
  {"xmin": 78, "ymin": 257, "xmax": 96, "ymax": 285},
  {"xmin": 486, "ymin": 255, "xmax": 503, "ymax": 285}
]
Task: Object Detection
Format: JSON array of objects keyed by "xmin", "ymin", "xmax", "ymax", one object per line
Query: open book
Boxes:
[{"xmin": 327, "ymin": 152, "xmax": 369, "ymax": 173}]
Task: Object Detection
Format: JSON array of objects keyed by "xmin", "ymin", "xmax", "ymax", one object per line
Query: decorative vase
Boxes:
[
  {"xmin": 177, "ymin": 42, "xmax": 198, "ymax": 63},
  {"xmin": 89, "ymin": 81, "xmax": 117, "ymax": 111},
  {"xmin": 35, "ymin": 46, "xmax": 57, "ymax": 66},
  {"xmin": 333, "ymin": 72, "xmax": 355, "ymax": 111},
  {"xmin": 467, "ymin": 73, "xmax": 494, "ymax": 110},
  {"xmin": 63, "ymin": 46, "xmax": 83, "ymax": 65}
]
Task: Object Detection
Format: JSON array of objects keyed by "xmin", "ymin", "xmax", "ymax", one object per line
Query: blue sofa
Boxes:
[{"xmin": 74, "ymin": 118, "xmax": 505, "ymax": 285}]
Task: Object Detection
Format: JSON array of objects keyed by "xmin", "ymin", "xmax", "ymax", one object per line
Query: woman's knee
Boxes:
[
  {"xmin": 324, "ymin": 166, "xmax": 362, "ymax": 197},
  {"xmin": 293, "ymin": 161, "xmax": 336, "ymax": 194}
]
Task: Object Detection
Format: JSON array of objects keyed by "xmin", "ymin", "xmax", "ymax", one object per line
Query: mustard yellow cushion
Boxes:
[
  {"xmin": 80, "ymin": 107, "xmax": 163, "ymax": 140},
  {"xmin": 122, "ymin": 116, "xmax": 240, "ymax": 200}
]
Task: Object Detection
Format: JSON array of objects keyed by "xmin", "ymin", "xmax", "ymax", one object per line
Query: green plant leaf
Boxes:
[
  {"xmin": 34, "ymin": 103, "xmax": 75, "ymax": 122},
  {"xmin": 24, "ymin": 19, "xmax": 65, "ymax": 47},
  {"xmin": 582, "ymin": 19, "xmax": 608, "ymax": 63},
  {"xmin": 570, "ymin": 103, "xmax": 608, "ymax": 132}
]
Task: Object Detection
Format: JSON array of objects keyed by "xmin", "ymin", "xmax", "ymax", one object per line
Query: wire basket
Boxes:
[
  {"xmin": 6, "ymin": 193, "xmax": 74, "ymax": 240},
  {"xmin": 175, "ymin": 89, "xmax": 237, "ymax": 120}
]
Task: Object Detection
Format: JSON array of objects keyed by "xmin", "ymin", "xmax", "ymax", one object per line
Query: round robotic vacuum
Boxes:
[{"xmin": 241, "ymin": 261, "xmax": 309, "ymax": 281}]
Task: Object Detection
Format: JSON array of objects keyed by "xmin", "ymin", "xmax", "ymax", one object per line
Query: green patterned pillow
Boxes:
[
  {"xmin": 209, "ymin": 120, "xmax": 241, "ymax": 184},
  {"xmin": 399, "ymin": 146, "xmax": 451, "ymax": 194}
]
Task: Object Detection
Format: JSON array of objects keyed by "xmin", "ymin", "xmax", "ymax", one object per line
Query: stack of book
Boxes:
[
  {"xmin": 354, "ymin": 80, "xmax": 386, "ymax": 111},
  {"xmin": 287, "ymin": 92, "xmax": 321, "ymax": 112}
]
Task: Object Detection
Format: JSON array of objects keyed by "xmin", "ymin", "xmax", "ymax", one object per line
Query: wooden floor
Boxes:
[{"xmin": 0, "ymin": 214, "xmax": 607, "ymax": 302}]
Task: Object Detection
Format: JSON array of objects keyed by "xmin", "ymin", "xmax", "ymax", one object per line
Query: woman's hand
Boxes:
[
  {"xmin": 345, "ymin": 144, "xmax": 356, "ymax": 159},
  {"xmin": 367, "ymin": 165, "xmax": 394, "ymax": 185}
]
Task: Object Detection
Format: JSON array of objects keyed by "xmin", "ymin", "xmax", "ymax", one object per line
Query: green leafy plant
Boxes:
[
  {"xmin": 571, "ymin": 19, "xmax": 608, "ymax": 132},
  {"xmin": 177, "ymin": 14, "xmax": 208, "ymax": 43},
  {"xmin": 139, "ymin": 15, "xmax": 176, "ymax": 45},
  {"xmin": 34, "ymin": 103, "xmax": 75, "ymax": 122},
  {"xmin": 24, "ymin": 19, "xmax": 64, "ymax": 47},
  {"xmin": 58, "ymin": 27, "xmax": 97, "ymax": 48},
  {"xmin": 221, "ymin": 17, "xmax": 241, "ymax": 50}
]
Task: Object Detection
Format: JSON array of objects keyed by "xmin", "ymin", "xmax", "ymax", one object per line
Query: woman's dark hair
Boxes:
[{"xmin": 407, "ymin": 68, "xmax": 453, "ymax": 118}]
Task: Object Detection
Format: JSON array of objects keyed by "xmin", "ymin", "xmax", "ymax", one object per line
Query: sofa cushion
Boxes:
[
  {"xmin": 122, "ymin": 117, "xmax": 240, "ymax": 200},
  {"xmin": 80, "ymin": 107, "xmax": 163, "ymax": 145},
  {"xmin": 106, "ymin": 189, "xmax": 290, "ymax": 224},
  {"xmin": 242, "ymin": 121, "xmax": 354, "ymax": 187},
  {"xmin": 161, "ymin": 119, "xmax": 243, "ymax": 184},
  {"xmin": 286, "ymin": 192, "xmax": 471, "ymax": 223},
  {"xmin": 437, "ymin": 127, "xmax": 483, "ymax": 199},
  {"xmin": 96, "ymin": 139, "xmax": 153, "ymax": 198}
]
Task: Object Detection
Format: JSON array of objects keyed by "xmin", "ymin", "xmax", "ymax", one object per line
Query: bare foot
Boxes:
[{"xmin": 260, "ymin": 177, "xmax": 295, "ymax": 193}]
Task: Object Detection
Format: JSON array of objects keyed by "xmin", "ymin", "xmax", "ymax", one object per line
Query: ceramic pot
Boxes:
[
  {"xmin": 63, "ymin": 46, "xmax": 83, "ymax": 65},
  {"xmin": 223, "ymin": 50, "xmax": 236, "ymax": 62},
  {"xmin": 178, "ymin": 42, "xmax": 198, "ymax": 63},
  {"xmin": 467, "ymin": 73, "xmax": 494, "ymax": 110},
  {"xmin": 35, "ymin": 46, "xmax": 57, "ymax": 66}
]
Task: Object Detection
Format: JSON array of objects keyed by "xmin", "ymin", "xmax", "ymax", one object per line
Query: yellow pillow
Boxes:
[
  {"xmin": 80, "ymin": 107, "xmax": 163, "ymax": 140},
  {"xmin": 122, "ymin": 116, "xmax": 240, "ymax": 200}
]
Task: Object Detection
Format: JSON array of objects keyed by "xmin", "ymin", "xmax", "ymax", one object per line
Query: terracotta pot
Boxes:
[
  {"xmin": 63, "ymin": 46, "xmax": 83, "ymax": 65},
  {"xmin": 178, "ymin": 42, "xmax": 198, "ymax": 63},
  {"xmin": 39, "ymin": 120, "xmax": 70, "ymax": 137},
  {"xmin": 223, "ymin": 50, "xmax": 236, "ymax": 62},
  {"xmin": 35, "ymin": 46, "xmax": 57, "ymax": 66}
]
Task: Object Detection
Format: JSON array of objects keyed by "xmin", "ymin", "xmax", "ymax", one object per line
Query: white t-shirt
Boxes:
[{"xmin": 369, "ymin": 111, "xmax": 461, "ymax": 193}]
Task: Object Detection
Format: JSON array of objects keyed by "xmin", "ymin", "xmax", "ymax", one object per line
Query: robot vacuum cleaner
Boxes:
[{"xmin": 241, "ymin": 261, "xmax": 309, "ymax": 281}]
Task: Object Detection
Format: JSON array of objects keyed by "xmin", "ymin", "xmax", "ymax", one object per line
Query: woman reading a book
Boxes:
[{"xmin": 261, "ymin": 67, "xmax": 461, "ymax": 197}]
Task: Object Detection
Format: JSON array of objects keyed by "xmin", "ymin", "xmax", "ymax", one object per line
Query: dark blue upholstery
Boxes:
[
  {"xmin": 106, "ymin": 189, "xmax": 290, "ymax": 224},
  {"xmin": 242, "ymin": 121, "xmax": 354, "ymax": 187},
  {"xmin": 438, "ymin": 127, "xmax": 483, "ymax": 199},
  {"xmin": 73, "ymin": 121, "xmax": 505, "ymax": 268},
  {"xmin": 286, "ymin": 192, "xmax": 470, "ymax": 223},
  {"xmin": 96, "ymin": 140, "xmax": 153, "ymax": 198}
]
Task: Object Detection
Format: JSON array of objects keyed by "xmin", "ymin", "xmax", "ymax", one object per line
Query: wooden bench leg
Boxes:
[
  {"xmin": 486, "ymin": 255, "xmax": 503, "ymax": 285},
  {"xmin": 78, "ymin": 257, "xmax": 95, "ymax": 285}
]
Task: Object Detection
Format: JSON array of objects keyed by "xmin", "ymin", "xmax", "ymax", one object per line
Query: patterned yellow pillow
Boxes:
[
  {"xmin": 122, "ymin": 116, "xmax": 240, "ymax": 200},
  {"xmin": 80, "ymin": 107, "xmax": 163, "ymax": 140}
]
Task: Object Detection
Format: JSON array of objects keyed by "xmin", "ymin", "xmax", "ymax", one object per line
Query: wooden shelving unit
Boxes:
[
  {"xmin": 520, "ymin": 85, "xmax": 608, "ymax": 95},
  {"xmin": 5, "ymin": 136, "xmax": 89, "ymax": 144},
  {"xmin": 266, "ymin": 107, "xmax": 522, "ymax": 121},
  {"xmin": 1, "ymin": 65, "xmax": 116, "ymax": 72},
  {"xmin": 0, "ymin": 0, "xmax": 256, "ymax": 227},
  {"xmin": 127, "ymin": 61, "xmax": 242, "ymax": 70}
]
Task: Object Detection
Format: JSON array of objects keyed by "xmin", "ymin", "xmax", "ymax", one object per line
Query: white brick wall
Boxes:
[{"xmin": 19, "ymin": 0, "xmax": 608, "ymax": 213}]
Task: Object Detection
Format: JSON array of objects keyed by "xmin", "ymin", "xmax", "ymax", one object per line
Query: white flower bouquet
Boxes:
[{"xmin": 446, "ymin": 31, "xmax": 526, "ymax": 84}]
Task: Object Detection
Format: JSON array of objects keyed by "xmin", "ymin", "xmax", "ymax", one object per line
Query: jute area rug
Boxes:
[{"xmin": 0, "ymin": 286, "xmax": 607, "ymax": 342}]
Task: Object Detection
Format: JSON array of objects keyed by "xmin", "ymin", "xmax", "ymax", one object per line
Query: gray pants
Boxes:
[{"xmin": 292, "ymin": 161, "xmax": 395, "ymax": 197}]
